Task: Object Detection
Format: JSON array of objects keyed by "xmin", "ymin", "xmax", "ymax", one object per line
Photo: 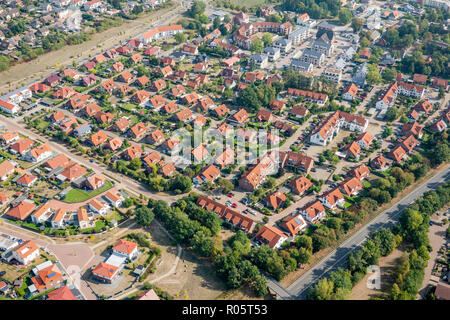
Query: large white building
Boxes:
[
  {"xmin": 423, "ymin": 0, "xmax": 449, "ymax": 12},
  {"xmin": 321, "ymin": 68, "xmax": 342, "ymax": 83},
  {"xmin": 0, "ymin": 100, "xmax": 19, "ymax": 115},
  {"xmin": 11, "ymin": 240, "xmax": 40, "ymax": 265},
  {"xmin": 288, "ymin": 26, "xmax": 310, "ymax": 45},
  {"xmin": 140, "ymin": 25, "xmax": 183, "ymax": 44},
  {"xmin": 376, "ymin": 81, "xmax": 426, "ymax": 110},
  {"xmin": 310, "ymin": 111, "xmax": 368, "ymax": 146}
]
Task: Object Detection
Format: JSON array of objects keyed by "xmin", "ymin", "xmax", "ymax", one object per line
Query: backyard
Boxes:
[{"xmin": 63, "ymin": 180, "xmax": 113, "ymax": 203}]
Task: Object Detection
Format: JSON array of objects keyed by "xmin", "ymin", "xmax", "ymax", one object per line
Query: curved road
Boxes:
[{"xmin": 268, "ymin": 165, "xmax": 450, "ymax": 300}]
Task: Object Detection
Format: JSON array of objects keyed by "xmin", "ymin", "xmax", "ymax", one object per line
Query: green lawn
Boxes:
[
  {"xmin": 343, "ymin": 201, "xmax": 352, "ymax": 208},
  {"xmin": 221, "ymin": 0, "xmax": 268, "ymax": 7},
  {"xmin": 81, "ymin": 220, "xmax": 106, "ymax": 234},
  {"xmin": 105, "ymin": 210, "xmax": 123, "ymax": 223},
  {"xmin": 363, "ymin": 180, "xmax": 372, "ymax": 188},
  {"xmin": 63, "ymin": 180, "xmax": 113, "ymax": 203},
  {"xmin": 120, "ymin": 103, "xmax": 138, "ymax": 112}
]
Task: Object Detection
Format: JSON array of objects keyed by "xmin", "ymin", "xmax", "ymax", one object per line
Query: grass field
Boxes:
[
  {"xmin": 216, "ymin": 0, "xmax": 269, "ymax": 7},
  {"xmin": 63, "ymin": 180, "xmax": 113, "ymax": 203}
]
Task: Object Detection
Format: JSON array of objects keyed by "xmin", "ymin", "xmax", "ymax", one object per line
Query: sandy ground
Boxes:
[
  {"xmin": 155, "ymin": 248, "xmax": 227, "ymax": 300},
  {"xmin": 0, "ymin": 3, "xmax": 181, "ymax": 95},
  {"xmin": 349, "ymin": 248, "xmax": 405, "ymax": 300},
  {"xmin": 146, "ymin": 221, "xmax": 227, "ymax": 300},
  {"xmin": 418, "ymin": 206, "xmax": 449, "ymax": 299}
]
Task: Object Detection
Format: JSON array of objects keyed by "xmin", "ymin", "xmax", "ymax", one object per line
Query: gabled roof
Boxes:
[
  {"xmin": 280, "ymin": 214, "xmax": 307, "ymax": 237},
  {"xmin": 89, "ymin": 131, "xmax": 108, "ymax": 147},
  {"xmin": 288, "ymin": 176, "xmax": 312, "ymax": 194},
  {"xmin": 108, "ymin": 137, "xmax": 122, "ymax": 151},
  {"xmin": 114, "ymin": 117, "xmax": 130, "ymax": 132},
  {"xmin": 124, "ymin": 144, "xmax": 143, "ymax": 159},
  {"xmin": 92, "ymin": 262, "xmax": 118, "ymax": 280},
  {"xmin": 16, "ymin": 173, "xmax": 37, "ymax": 186},
  {"xmin": 113, "ymin": 239, "xmax": 137, "ymax": 255},
  {"xmin": 0, "ymin": 160, "xmax": 15, "ymax": 178},
  {"xmin": 6, "ymin": 201, "xmax": 36, "ymax": 220},
  {"xmin": 340, "ymin": 177, "xmax": 363, "ymax": 196},
  {"xmin": 10, "ymin": 138, "xmax": 34, "ymax": 154},
  {"xmin": 263, "ymin": 191, "xmax": 286, "ymax": 210},
  {"xmin": 229, "ymin": 108, "xmax": 249, "ymax": 124},
  {"xmin": 195, "ymin": 165, "xmax": 220, "ymax": 183},
  {"xmin": 61, "ymin": 163, "xmax": 86, "ymax": 181},
  {"xmin": 143, "ymin": 151, "xmax": 161, "ymax": 167},
  {"xmin": 13, "ymin": 240, "xmax": 38, "ymax": 259},
  {"xmin": 47, "ymin": 285, "xmax": 77, "ymax": 300},
  {"xmin": 301, "ymin": 200, "xmax": 325, "ymax": 220},
  {"xmin": 321, "ymin": 188, "xmax": 344, "ymax": 206},
  {"xmin": 349, "ymin": 164, "xmax": 370, "ymax": 180},
  {"xmin": 255, "ymin": 225, "xmax": 288, "ymax": 248}
]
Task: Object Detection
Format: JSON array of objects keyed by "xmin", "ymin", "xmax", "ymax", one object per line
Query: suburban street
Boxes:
[{"xmin": 267, "ymin": 164, "xmax": 450, "ymax": 299}]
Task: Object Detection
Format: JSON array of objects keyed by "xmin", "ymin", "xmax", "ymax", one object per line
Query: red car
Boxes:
[
  {"xmin": 227, "ymin": 193, "xmax": 234, "ymax": 198},
  {"xmin": 231, "ymin": 203, "xmax": 237, "ymax": 208}
]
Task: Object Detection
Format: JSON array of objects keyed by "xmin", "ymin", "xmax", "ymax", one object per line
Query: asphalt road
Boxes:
[{"xmin": 269, "ymin": 165, "xmax": 450, "ymax": 300}]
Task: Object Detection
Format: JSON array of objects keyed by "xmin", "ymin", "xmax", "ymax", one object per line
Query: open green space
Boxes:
[{"xmin": 63, "ymin": 180, "xmax": 113, "ymax": 203}]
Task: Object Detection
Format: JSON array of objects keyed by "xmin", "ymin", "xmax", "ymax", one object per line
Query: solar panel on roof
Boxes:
[{"xmin": 48, "ymin": 272, "xmax": 56, "ymax": 278}]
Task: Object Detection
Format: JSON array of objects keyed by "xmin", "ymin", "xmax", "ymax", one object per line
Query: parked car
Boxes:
[{"xmin": 231, "ymin": 203, "xmax": 237, "ymax": 208}]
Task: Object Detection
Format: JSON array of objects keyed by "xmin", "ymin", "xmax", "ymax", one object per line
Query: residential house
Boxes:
[
  {"xmin": 349, "ymin": 164, "xmax": 370, "ymax": 181},
  {"xmin": 342, "ymin": 83, "xmax": 359, "ymax": 101},
  {"xmin": 128, "ymin": 122, "xmax": 147, "ymax": 140},
  {"xmin": 254, "ymin": 225, "xmax": 288, "ymax": 249},
  {"xmin": 279, "ymin": 151, "xmax": 314, "ymax": 174},
  {"xmin": 264, "ymin": 191, "xmax": 286, "ymax": 210},
  {"xmin": 112, "ymin": 239, "xmax": 138, "ymax": 260},
  {"xmin": 228, "ymin": 109, "xmax": 249, "ymax": 125},
  {"xmin": 280, "ymin": 214, "xmax": 307, "ymax": 237},
  {"xmin": 113, "ymin": 117, "xmax": 130, "ymax": 133},
  {"xmin": 11, "ymin": 240, "xmax": 39, "ymax": 264},
  {"xmin": 196, "ymin": 196, "xmax": 255, "ymax": 233},
  {"xmin": 0, "ymin": 160, "xmax": 14, "ymax": 181},
  {"xmin": 10, "ymin": 138, "xmax": 34, "ymax": 155},
  {"xmin": 356, "ymin": 132, "xmax": 373, "ymax": 149},
  {"xmin": 193, "ymin": 165, "xmax": 221, "ymax": 184},
  {"xmin": 371, "ymin": 154, "xmax": 389, "ymax": 170},
  {"xmin": 160, "ymin": 163, "xmax": 175, "ymax": 177},
  {"xmin": 5, "ymin": 200, "xmax": 36, "ymax": 221},
  {"xmin": 340, "ymin": 177, "xmax": 363, "ymax": 196},
  {"xmin": 85, "ymin": 173, "xmax": 106, "ymax": 190},
  {"xmin": 104, "ymin": 191, "xmax": 124, "ymax": 208},
  {"xmin": 88, "ymin": 198, "xmax": 107, "ymax": 215},
  {"xmin": 123, "ymin": 144, "xmax": 143, "ymax": 160},
  {"xmin": 319, "ymin": 188, "xmax": 345, "ymax": 210},
  {"xmin": 92, "ymin": 262, "xmax": 119, "ymax": 283},
  {"xmin": 288, "ymin": 176, "xmax": 312, "ymax": 195}
]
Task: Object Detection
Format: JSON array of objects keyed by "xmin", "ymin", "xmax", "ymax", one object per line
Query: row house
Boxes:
[
  {"xmin": 287, "ymin": 88, "xmax": 328, "ymax": 105},
  {"xmin": 196, "ymin": 196, "xmax": 255, "ymax": 233},
  {"xmin": 238, "ymin": 151, "xmax": 278, "ymax": 191},
  {"xmin": 309, "ymin": 111, "xmax": 368, "ymax": 146},
  {"xmin": 140, "ymin": 25, "xmax": 183, "ymax": 44},
  {"xmin": 279, "ymin": 151, "xmax": 314, "ymax": 174},
  {"xmin": 300, "ymin": 48, "xmax": 325, "ymax": 66},
  {"xmin": 376, "ymin": 81, "xmax": 425, "ymax": 110}
]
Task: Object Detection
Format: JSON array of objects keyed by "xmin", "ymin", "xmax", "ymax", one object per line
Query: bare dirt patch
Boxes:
[
  {"xmin": 155, "ymin": 248, "xmax": 227, "ymax": 300},
  {"xmin": 349, "ymin": 247, "xmax": 405, "ymax": 300}
]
